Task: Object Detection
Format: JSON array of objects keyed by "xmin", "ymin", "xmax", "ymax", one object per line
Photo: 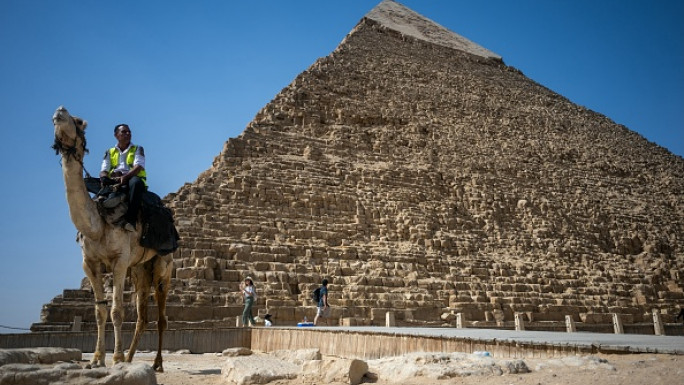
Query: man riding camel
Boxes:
[{"xmin": 99, "ymin": 123, "xmax": 147, "ymax": 232}]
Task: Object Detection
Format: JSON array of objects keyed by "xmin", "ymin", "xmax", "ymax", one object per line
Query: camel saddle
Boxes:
[{"xmin": 85, "ymin": 177, "xmax": 180, "ymax": 255}]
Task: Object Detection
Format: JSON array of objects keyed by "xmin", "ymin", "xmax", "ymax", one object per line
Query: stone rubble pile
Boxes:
[{"xmin": 221, "ymin": 348, "xmax": 531, "ymax": 385}]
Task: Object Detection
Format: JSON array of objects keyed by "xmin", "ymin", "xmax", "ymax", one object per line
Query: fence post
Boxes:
[
  {"xmin": 385, "ymin": 311, "xmax": 396, "ymax": 327},
  {"xmin": 514, "ymin": 313, "xmax": 525, "ymax": 331},
  {"xmin": 565, "ymin": 315, "xmax": 576, "ymax": 332},
  {"xmin": 652, "ymin": 309, "xmax": 665, "ymax": 336},
  {"xmin": 71, "ymin": 316, "xmax": 82, "ymax": 332},
  {"xmin": 612, "ymin": 313, "xmax": 623, "ymax": 334}
]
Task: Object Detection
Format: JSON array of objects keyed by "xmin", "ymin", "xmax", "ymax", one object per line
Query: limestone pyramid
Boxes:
[{"xmin": 37, "ymin": 0, "xmax": 683, "ymax": 330}]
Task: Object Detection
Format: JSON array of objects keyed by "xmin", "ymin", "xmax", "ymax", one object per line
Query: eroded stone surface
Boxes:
[
  {"xmin": 222, "ymin": 347, "xmax": 252, "ymax": 357},
  {"xmin": 0, "ymin": 361, "xmax": 156, "ymax": 385},
  {"xmin": 301, "ymin": 357, "xmax": 368, "ymax": 385},
  {"xmin": 367, "ymin": 352, "xmax": 529, "ymax": 381},
  {"xmin": 222, "ymin": 355, "xmax": 299, "ymax": 385},
  {"xmin": 0, "ymin": 348, "xmax": 81, "ymax": 366},
  {"xmin": 222, "ymin": 349, "xmax": 367, "ymax": 385}
]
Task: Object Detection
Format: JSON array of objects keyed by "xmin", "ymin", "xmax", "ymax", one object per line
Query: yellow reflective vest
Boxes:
[{"xmin": 107, "ymin": 145, "xmax": 147, "ymax": 186}]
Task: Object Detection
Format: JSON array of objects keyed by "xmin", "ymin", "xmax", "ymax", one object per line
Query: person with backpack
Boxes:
[
  {"xmin": 241, "ymin": 277, "xmax": 257, "ymax": 327},
  {"xmin": 313, "ymin": 278, "xmax": 330, "ymax": 326}
]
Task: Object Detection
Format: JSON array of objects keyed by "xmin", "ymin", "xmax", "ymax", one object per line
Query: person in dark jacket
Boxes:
[{"xmin": 314, "ymin": 279, "xmax": 330, "ymax": 326}]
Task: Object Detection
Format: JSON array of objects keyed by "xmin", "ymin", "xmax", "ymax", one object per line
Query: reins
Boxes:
[{"xmin": 52, "ymin": 120, "xmax": 93, "ymax": 178}]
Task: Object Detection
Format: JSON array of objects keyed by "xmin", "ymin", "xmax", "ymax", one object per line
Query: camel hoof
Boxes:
[
  {"xmin": 112, "ymin": 352, "xmax": 125, "ymax": 364},
  {"xmin": 153, "ymin": 363, "xmax": 164, "ymax": 373}
]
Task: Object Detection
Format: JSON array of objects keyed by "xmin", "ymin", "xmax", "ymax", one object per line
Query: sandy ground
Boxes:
[{"xmin": 104, "ymin": 351, "xmax": 683, "ymax": 385}]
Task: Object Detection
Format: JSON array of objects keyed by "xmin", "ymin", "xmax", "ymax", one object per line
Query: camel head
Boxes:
[{"xmin": 52, "ymin": 106, "xmax": 88, "ymax": 160}]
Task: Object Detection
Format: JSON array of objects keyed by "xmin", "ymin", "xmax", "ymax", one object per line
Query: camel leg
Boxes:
[
  {"xmin": 83, "ymin": 258, "xmax": 107, "ymax": 368},
  {"xmin": 110, "ymin": 262, "xmax": 128, "ymax": 364},
  {"xmin": 126, "ymin": 265, "xmax": 150, "ymax": 363},
  {"xmin": 153, "ymin": 256, "xmax": 172, "ymax": 372}
]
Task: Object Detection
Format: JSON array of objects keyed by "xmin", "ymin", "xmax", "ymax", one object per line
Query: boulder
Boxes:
[
  {"xmin": 222, "ymin": 355, "xmax": 299, "ymax": 385},
  {"xmin": 222, "ymin": 347, "xmax": 252, "ymax": 357},
  {"xmin": 0, "ymin": 362, "xmax": 156, "ymax": 385},
  {"xmin": 302, "ymin": 358, "xmax": 368, "ymax": 385},
  {"xmin": 0, "ymin": 347, "xmax": 81, "ymax": 366}
]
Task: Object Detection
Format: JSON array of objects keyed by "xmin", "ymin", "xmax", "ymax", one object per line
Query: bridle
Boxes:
[{"xmin": 52, "ymin": 117, "xmax": 93, "ymax": 178}]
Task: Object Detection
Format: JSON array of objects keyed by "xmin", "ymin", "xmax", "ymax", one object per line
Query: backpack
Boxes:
[{"xmin": 311, "ymin": 287, "xmax": 321, "ymax": 303}]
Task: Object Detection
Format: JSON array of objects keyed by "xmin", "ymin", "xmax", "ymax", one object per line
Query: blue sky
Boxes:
[{"xmin": 0, "ymin": 0, "xmax": 682, "ymax": 332}]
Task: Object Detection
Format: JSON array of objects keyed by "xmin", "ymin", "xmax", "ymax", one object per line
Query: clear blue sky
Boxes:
[{"xmin": 1, "ymin": 0, "xmax": 682, "ymax": 332}]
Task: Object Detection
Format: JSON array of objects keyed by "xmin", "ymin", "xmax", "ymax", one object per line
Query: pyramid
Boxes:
[{"xmin": 37, "ymin": 0, "xmax": 684, "ymax": 330}]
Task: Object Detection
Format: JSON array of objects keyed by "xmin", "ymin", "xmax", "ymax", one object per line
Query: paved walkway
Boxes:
[{"xmin": 309, "ymin": 326, "xmax": 684, "ymax": 354}]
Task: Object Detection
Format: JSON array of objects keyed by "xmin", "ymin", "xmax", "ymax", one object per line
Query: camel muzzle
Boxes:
[{"xmin": 53, "ymin": 106, "xmax": 69, "ymax": 124}]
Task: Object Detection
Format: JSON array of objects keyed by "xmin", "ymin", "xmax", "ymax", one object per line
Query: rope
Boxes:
[{"xmin": 0, "ymin": 324, "xmax": 31, "ymax": 331}]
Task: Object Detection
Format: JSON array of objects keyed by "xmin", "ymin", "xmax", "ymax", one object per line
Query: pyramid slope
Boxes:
[
  {"xmin": 36, "ymin": 2, "xmax": 684, "ymax": 331},
  {"xmin": 366, "ymin": 0, "xmax": 501, "ymax": 60},
  {"xmin": 180, "ymin": 15, "xmax": 682, "ymax": 323}
]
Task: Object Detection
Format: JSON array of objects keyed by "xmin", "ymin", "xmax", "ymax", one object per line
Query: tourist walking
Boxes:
[
  {"xmin": 241, "ymin": 277, "xmax": 257, "ymax": 327},
  {"xmin": 314, "ymin": 278, "xmax": 330, "ymax": 326}
]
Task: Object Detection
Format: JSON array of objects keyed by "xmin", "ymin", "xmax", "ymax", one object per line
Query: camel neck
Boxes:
[{"xmin": 61, "ymin": 153, "xmax": 104, "ymax": 240}]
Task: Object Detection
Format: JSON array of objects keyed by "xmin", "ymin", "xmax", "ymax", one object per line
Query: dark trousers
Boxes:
[{"xmin": 126, "ymin": 176, "xmax": 146, "ymax": 225}]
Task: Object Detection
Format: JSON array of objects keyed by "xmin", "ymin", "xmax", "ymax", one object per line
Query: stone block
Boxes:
[
  {"xmin": 222, "ymin": 355, "xmax": 299, "ymax": 385},
  {"xmin": 580, "ymin": 312, "xmax": 612, "ymax": 324},
  {"xmin": 302, "ymin": 358, "xmax": 368, "ymax": 385},
  {"xmin": 175, "ymin": 267, "xmax": 198, "ymax": 280},
  {"xmin": 340, "ymin": 317, "xmax": 358, "ymax": 326}
]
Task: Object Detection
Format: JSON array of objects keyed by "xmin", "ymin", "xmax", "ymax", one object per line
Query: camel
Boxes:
[{"xmin": 51, "ymin": 106, "xmax": 172, "ymax": 372}]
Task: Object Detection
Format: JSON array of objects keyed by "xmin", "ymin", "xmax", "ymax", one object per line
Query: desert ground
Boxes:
[{"xmin": 114, "ymin": 350, "xmax": 682, "ymax": 385}]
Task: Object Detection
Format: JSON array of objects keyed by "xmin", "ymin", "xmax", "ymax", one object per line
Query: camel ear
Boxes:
[{"xmin": 74, "ymin": 117, "xmax": 88, "ymax": 130}]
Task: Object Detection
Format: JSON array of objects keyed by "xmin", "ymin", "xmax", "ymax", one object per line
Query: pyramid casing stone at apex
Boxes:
[{"xmin": 35, "ymin": 0, "xmax": 684, "ymax": 331}]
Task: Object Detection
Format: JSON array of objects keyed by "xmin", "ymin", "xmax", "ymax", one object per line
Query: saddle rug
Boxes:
[{"xmin": 84, "ymin": 177, "xmax": 180, "ymax": 255}]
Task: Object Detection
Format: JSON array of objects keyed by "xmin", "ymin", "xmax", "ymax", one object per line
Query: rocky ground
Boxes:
[{"xmin": 119, "ymin": 350, "xmax": 682, "ymax": 385}]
